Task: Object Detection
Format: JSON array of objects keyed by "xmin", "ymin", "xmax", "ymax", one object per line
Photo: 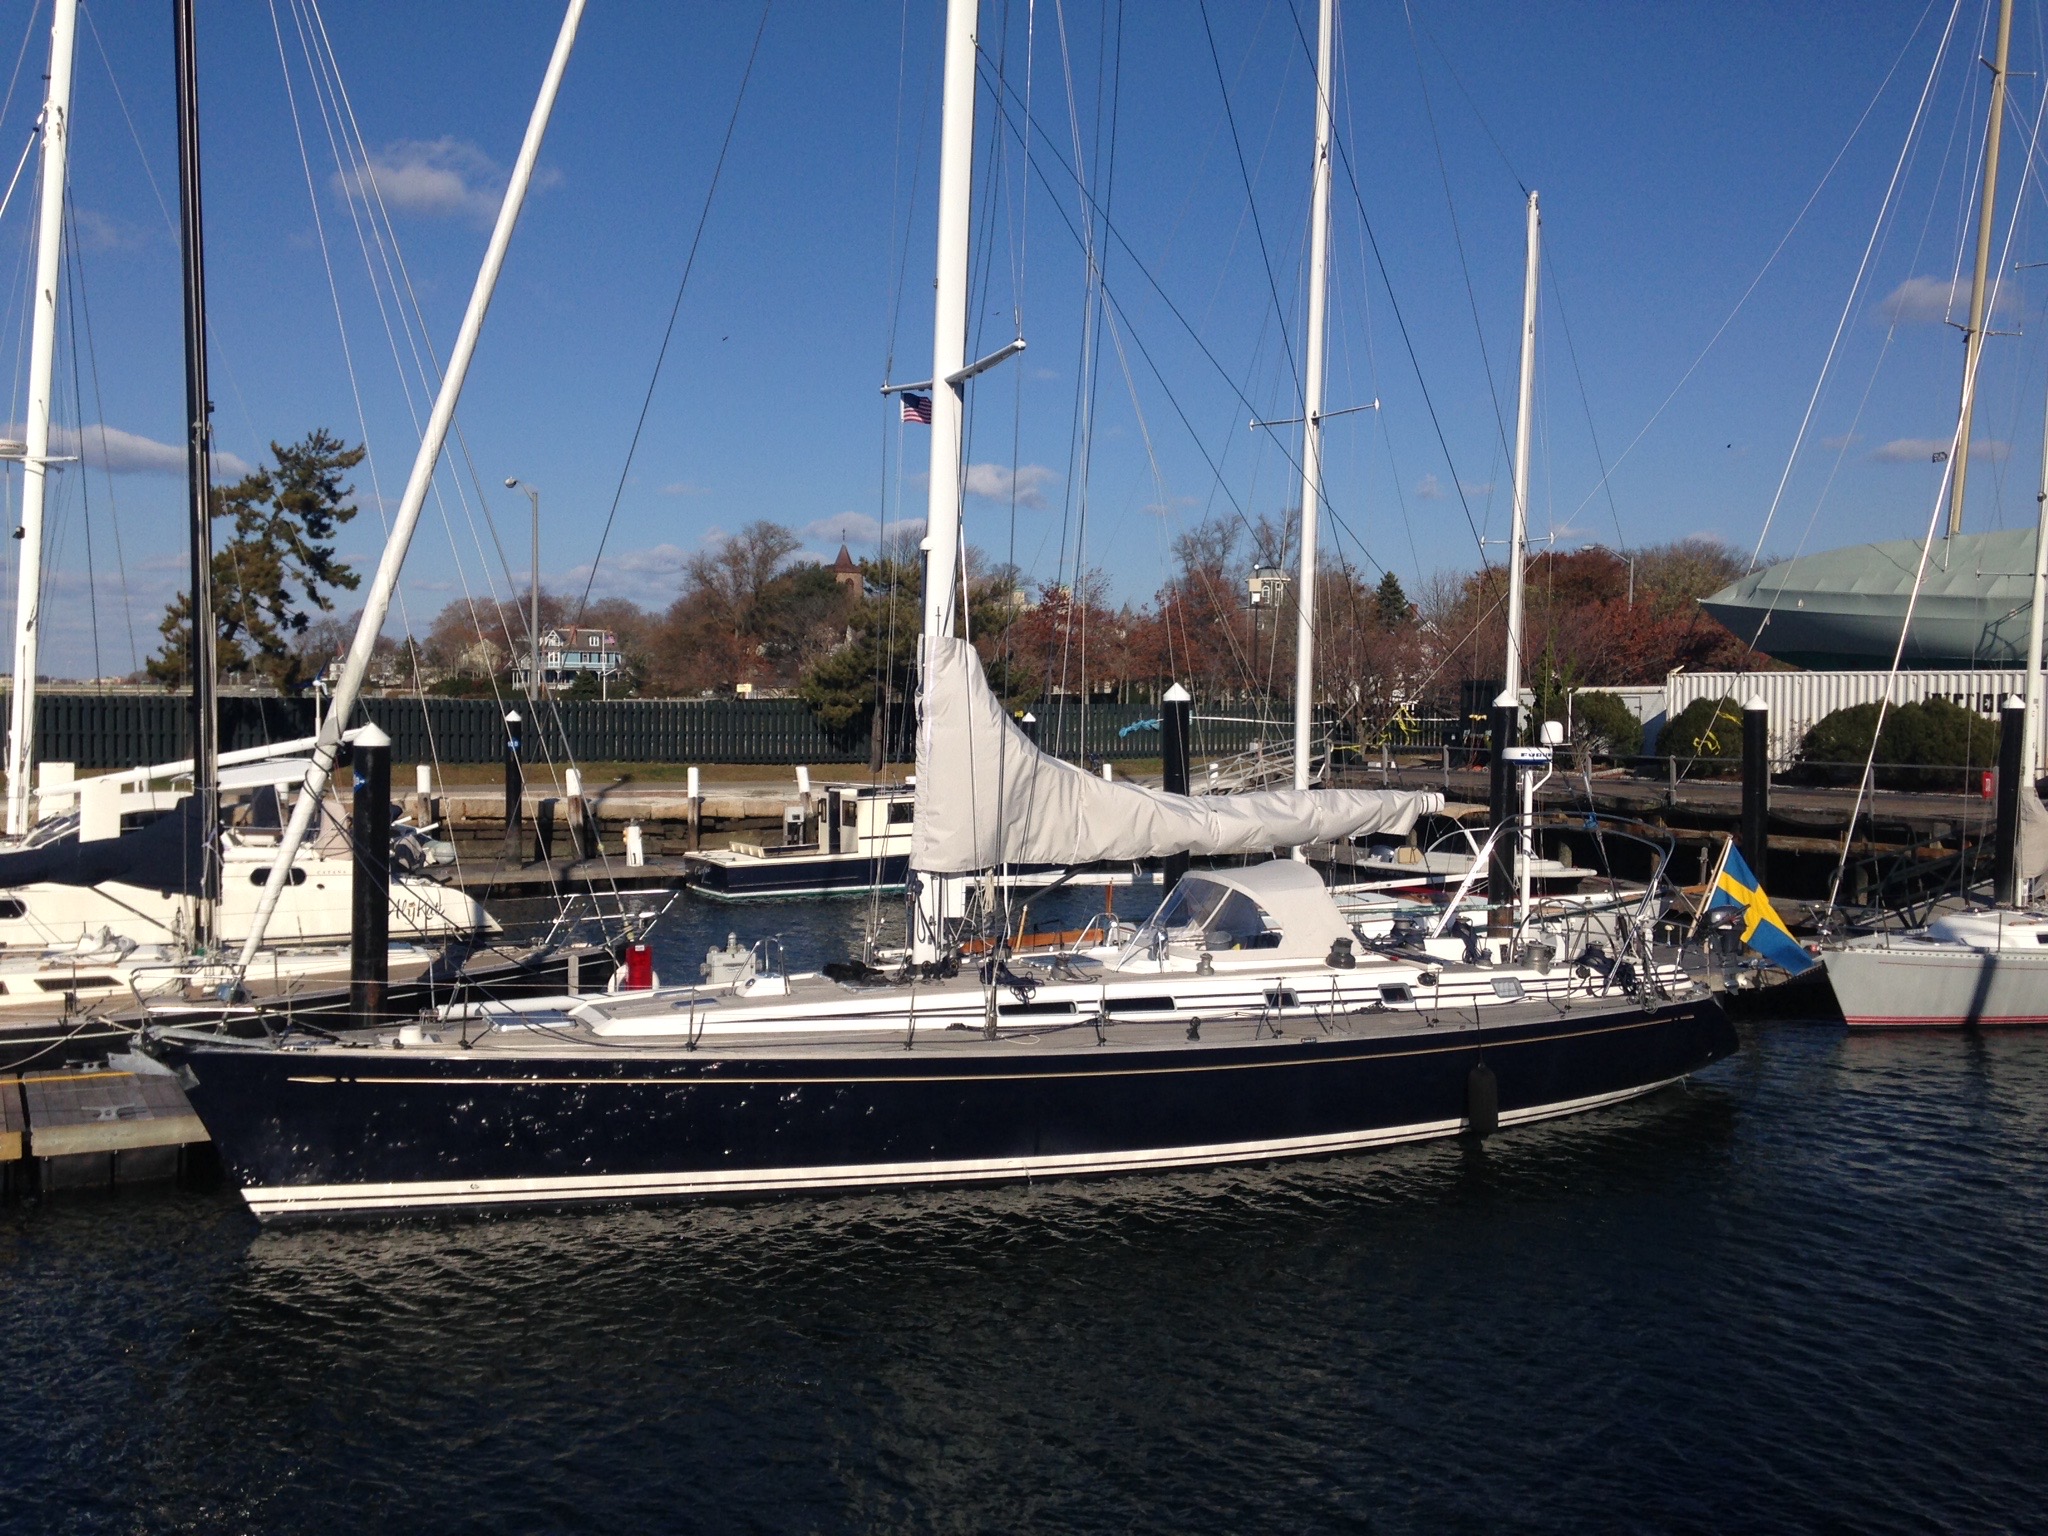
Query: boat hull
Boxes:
[
  {"xmin": 1823, "ymin": 944, "xmax": 2048, "ymax": 1028},
  {"xmin": 682, "ymin": 852, "xmax": 909, "ymax": 899},
  {"xmin": 158, "ymin": 995, "xmax": 1735, "ymax": 1220}
]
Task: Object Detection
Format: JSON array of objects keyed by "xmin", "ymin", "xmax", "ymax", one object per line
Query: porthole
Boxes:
[
  {"xmin": 0, "ymin": 898, "xmax": 24, "ymax": 920},
  {"xmin": 249, "ymin": 866, "xmax": 309, "ymax": 887}
]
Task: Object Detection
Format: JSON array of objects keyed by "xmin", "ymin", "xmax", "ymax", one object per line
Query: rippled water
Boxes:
[{"xmin": 4, "ymin": 895, "xmax": 2045, "ymax": 1532}]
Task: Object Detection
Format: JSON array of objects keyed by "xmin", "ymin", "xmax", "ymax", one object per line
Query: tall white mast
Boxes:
[
  {"xmin": 1503, "ymin": 189, "xmax": 1540, "ymax": 707},
  {"xmin": 235, "ymin": 0, "xmax": 584, "ymax": 976},
  {"xmin": 1291, "ymin": 0, "xmax": 1335, "ymax": 808},
  {"xmin": 919, "ymin": 0, "xmax": 979, "ymax": 648},
  {"xmin": 1948, "ymin": 0, "xmax": 2014, "ymax": 540},
  {"xmin": 906, "ymin": 0, "xmax": 980, "ymax": 961},
  {"xmin": 5, "ymin": 0, "xmax": 79, "ymax": 839}
]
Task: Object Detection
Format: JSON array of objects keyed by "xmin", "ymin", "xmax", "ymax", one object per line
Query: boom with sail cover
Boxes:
[{"xmin": 912, "ymin": 637, "xmax": 1441, "ymax": 872}]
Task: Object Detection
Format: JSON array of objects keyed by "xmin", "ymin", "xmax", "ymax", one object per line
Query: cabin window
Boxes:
[
  {"xmin": 38, "ymin": 975, "xmax": 116, "ymax": 991},
  {"xmin": 250, "ymin": 867, "xmax": 310, "ymax": 887},
  {"xmin": 1491, "ymin": 977, "xmax": 1524, "ymax": 1001},
  {"xmin": 843, "ymin": 799, "xmax": 858, "ymax": 826},
  {"xmin": 0, "ymin": 899, "xmax": 24, "ymax": 920},
  {"xmin": 888, "ymin": 801, "xmax": 914, "ymax": 825},
  {"xmin": 1380, "ymin": 983, "xmax": 1413, "ymax": 1005}
]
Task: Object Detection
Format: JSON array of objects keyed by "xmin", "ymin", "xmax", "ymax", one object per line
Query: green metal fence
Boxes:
[{"xmin": 14, "ymin": 691, "xmax": 1301, "ymax": 768}]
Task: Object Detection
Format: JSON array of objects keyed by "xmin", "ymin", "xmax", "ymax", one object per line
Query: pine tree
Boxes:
[
  {"xmin": 1373, "ymin": 570, "xmax": 1411, "ymax": 630},
  {"xmin": 149, "ymin": 430, "xmax": 364, "ymax": 691}
]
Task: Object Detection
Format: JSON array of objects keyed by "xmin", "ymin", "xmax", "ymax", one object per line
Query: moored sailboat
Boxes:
[{"xmin": 149, "ymin": 0, "xmax": 1734, "ymax": 1221}]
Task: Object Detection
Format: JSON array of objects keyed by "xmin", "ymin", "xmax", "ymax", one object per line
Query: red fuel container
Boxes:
[{"xmin": 623, "ymin": 942, "xmax": 655, "ymax": 990}]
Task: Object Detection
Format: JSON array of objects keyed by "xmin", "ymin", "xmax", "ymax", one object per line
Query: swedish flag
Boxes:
[{"xmin": 1708, "ymin": 843, "xmax": 1816, "ymax": 975}]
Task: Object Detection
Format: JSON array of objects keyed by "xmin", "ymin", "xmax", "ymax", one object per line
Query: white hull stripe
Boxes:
[{"xmin": 240, "ymin": 1077, "xmax": 1682, "ymax": 1217}]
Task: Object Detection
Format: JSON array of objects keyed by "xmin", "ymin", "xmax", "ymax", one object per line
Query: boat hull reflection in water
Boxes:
[{"xmin": 158, "ymin": 994, "xmax": 1733, "ymax": 1220}]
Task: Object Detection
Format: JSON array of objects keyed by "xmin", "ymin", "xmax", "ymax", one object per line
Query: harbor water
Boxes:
[{"xmin": 3, "ymin": 893, "xmax": 2045, "ymax": 1532}]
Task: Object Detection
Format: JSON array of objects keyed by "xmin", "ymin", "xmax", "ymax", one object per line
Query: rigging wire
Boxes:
[
  {"xmin": 1824, "ymin": 22, "xmax": 2048, "ymax": 914},
  {"xmin": 1398, "ymin": 0, "xmax": 1513, "ymax": 468},
  {"xmin": 572, "ymin": 0, "xmax": 773, "ymax": 623},
  {"xmin": 1554, "ymin": 0, "xmax": 1950, "ymax": 556},
  {"xmin": 1740, "ymin": 0, "xmax": 1963, "ymax": 606},
  {"xmin": 62, "ymin": 194, "xmax": 138, "ymax": 674},
  {"xmin": 1197, "ymin": 0, "xmax": 1302, "ymax": 409}
]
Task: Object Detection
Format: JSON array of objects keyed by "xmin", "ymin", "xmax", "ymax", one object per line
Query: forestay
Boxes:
[{"xmin": 913, "ymin": 636, "xmax": 1442, "ymax": 872}]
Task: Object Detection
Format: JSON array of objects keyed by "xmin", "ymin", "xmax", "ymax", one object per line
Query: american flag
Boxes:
[{"xmin": 900, "ymin": 391, "xmax": 932, "ymax": 425}]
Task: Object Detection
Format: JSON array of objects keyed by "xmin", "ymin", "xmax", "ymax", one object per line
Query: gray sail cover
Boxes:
[
  {"xmin": 912, "ymin": 636, "xmax": 1442, "ymax": 872},
  {"xmin": 2021, "ymin": 786, "xmax": 2048, "ymax": 886}
]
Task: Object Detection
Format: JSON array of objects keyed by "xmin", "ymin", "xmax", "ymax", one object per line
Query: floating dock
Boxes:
[{"xmin": 1, "ymin": 1063, "xmax": 209, "ymax": 1197}]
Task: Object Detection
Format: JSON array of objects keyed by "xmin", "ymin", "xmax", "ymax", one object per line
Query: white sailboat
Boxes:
[
  {"xmin": 1820, "ymin": 350, "xmax": 2048, "ymax": 1027},
  {"xmin": 0, "ymin": 0, "xmax": 498, "ymax": 1061}
]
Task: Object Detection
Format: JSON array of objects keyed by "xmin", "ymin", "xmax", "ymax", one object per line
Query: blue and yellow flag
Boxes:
[{"xmin": 1707, "ymin": 843, "xmax": 1816, "ymax": 975}]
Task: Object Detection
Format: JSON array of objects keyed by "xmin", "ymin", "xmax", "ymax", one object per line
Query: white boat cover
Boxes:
[{"xmin": 912, "ymin": 636, "xmax": 1443, "ymax": 872}]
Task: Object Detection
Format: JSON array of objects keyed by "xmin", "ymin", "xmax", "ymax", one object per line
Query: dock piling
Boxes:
[
  {"xmin": 1994, "ymin": 694, "xmax": 2026, "ymax": 905},
  {"xmin": 503, "ymin": 709, "xmax": 525, "ymax": 866},
  {"xmin": 1741, "ymin": 697, "xmax": 1770, "ymax": 890},
  {"xmin": 1162, "ymin": 683, "xmax": 1192, "ymax": 891},
  {"xmin": 1487, "ymin": 690, "xmax": 1517, "ymax": 945},
  {"xmin": 350, "ymin": 724, "xmax": 392, "ymax": 1028}
]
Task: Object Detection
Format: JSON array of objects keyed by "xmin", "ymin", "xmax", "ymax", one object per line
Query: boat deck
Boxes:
[{"xmin": 252, "ymin": 973, "xmax": 1687, "ymax": 1065}]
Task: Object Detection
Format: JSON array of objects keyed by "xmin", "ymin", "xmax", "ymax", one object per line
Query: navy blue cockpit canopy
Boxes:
[{"xmin": 0, "ymin": 794, "xmax": 208, "ymax": 896}]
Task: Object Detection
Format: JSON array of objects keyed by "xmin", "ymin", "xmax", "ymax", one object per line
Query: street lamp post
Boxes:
[{"xmin": 505, "ymin": 477, "xmax": 541, "ymax": 700}]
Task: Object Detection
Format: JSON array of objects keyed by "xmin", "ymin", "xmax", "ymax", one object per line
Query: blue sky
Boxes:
[{"xmin": 4, "ymin": 0, "xmax": 2046, "ymax": 678}]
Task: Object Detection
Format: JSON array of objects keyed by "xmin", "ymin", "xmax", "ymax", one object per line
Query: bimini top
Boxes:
[
  {"xmin": 1129, "ymin": 860, "xmax": 1354, "ymax": 963},
  {"xmin": 1701, "ymin": 528, "xmax": 2041, "ymax": 669}
]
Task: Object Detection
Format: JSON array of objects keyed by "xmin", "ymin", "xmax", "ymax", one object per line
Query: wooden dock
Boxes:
[{"xmin": 1, "ymin": 1063, "xmax": 210, "ymax": 1197}]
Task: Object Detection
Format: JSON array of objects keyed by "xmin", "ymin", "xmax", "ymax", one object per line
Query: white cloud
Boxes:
[
  {"xmin": 1871, "ymin": 436, "xmax": 2008, "ymax": 463},
  {"xmin": 798, "ymin": 513, "xmax": 924, "ymax": 554},
  {"xmin": 1821, "ymin": 432, "xmax": 1861, "ymax": 451},
  {"xmin": 1415, "ymin": 474, "xmax": 1445, "ymax": 501},
  {"xmin": 335, "ymin": 138, "xmax": 558, "ymax": 223},
  {"xmin": 1877, "ymin": 275, "xmax": 2017, "ymax": 325},
  {"xmin": 1460, "ymin": 479, "xmax": 1495, "ymax": 497},
  {"xmin": 9, "ymin": 423, "xmax": 254, "ymax": 479},
  {"xmin": 558, "ymin": 542, "xmax": 691, "ymax": 605},
  {"xmin": 964, "ymin": 462, "xmax": 1057, "ymax": 509},
  {"xmin": 71, "ymin": 208, "xmax": 141, "ymax": 252}
]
